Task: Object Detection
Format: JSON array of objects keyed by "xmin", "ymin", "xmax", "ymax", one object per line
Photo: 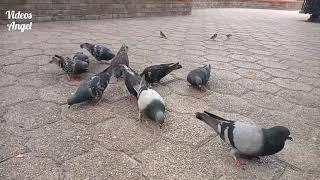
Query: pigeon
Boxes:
[
  {"xmin": 80, "ymin": 43, "xmax": 115, "ymax": 62},
  {"xmin": 67, "ymin": 66, "xmax": 112, "ymax": 107},
  {"xmin": 49, "ymin": 54, "xmax": 89, "ymax": 80},
  {"xmin": 160, "ymin": 31, "xmax": 167, "ymax": 39},
  {"xmin": 210, "ymin": 33, "xmax": 218, "ymax": 40},
  {"xmin": 136, "ymin": 80, "xmax": 166, "ymax": 128},
  {"xmin": 187, "ymin": 64, "xmax": 211, "ymax": 89},
  {"xmin": 226, "ymin": 34, "xmax": 232, "ymax": 38},
  {"xmin": 120, "ymin": 65, "xmax": 142, "ymax": 100},
  {"xmin": 73, "ymin": 52, "xmax": 89, "ymax": 64},
  {"xmin": 195, "ymin": 111, "xmax": 292, "ymax": 167},
  {"xmin": 140, "ymin": 62, "xmax": 182, "ymax": 85},
  {"xmin": 110, "ymin": 44, "xmax": 129, "ymax": 78}
]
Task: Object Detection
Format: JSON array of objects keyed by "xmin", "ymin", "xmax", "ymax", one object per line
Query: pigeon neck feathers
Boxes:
[{"xmin": 137, "ymin": 85, "xmax": 148, "ymax": 97}]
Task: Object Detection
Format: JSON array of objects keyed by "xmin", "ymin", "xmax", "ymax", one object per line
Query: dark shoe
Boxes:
[{"xmin": 308, "ymin": 14, "xmax": 320, "ymax": 22}]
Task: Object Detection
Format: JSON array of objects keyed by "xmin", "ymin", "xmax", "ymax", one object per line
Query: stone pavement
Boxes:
[{"xmin": 0, "ymin": 8, "xmax": 319, "ymax": 179}]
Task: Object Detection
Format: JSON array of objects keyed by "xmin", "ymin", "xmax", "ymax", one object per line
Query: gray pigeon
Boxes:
[
  {"xmin": 67, "ymin": 66, "xmax": 112, "ymax": 107},
  {"xmin": 187, "ymin": 64, "xmax": 211, "ymax": 89},
  {"xmin": 160, "ymin": 31, "xmax": 167, "ymax": 39},
  {"xmin": 80, "ymin": 43, "xmax": 115, "ymax": 62},
  {"xmin": 73, "ymin": 52, "xmax": 89, "ymax": 64},
  {"xmin": 210, "ymin": 33, "xmax": 218, "ymax": 40},
  {"xmin": 195, "ymin": 111, "xmax": 292, "ymax": 167},
  {"xmin": 140, "ymin": 62, "xmax": 182, "ymax": 85},
  {"xmin": 110, "ymin": 44, "xmax": 129, "ymax": 78},
  {"xmin": 120, "ymin": 65, "xmax": 142, "ymax": 100},
  {"xmin": 50, "ymin": 54, "xmax": 89, "ymax": 80},
  {"xmin": 136, "ymin": 81, "xmax": 166, "ymax": 128}
]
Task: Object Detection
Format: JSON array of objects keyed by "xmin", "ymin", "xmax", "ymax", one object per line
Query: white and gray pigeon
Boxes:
[
  {"xmin": 80, "ymin": 43, "xmax": 115, "ymax": 62},
  {"xmin": 110, "ymin": 44, "xmax": 129, "ymax": 78},
  {"xmin": 135, "ymin": 79, "xmax": 166, "ymax": 128},
  {"xmin": 120, "ymin": 65, "xmax": 142, "ymax": 100},
  {"xmin": 195, "ymin": 111, "xmax": 292, "ymax": 167},
  {"xmin": 67, "ymin": 66, "xmax": 112, "ymax": 107},
  {"xmin": 187, "ymin": 64, "xmax": 211, "ymax": 89},
  {"xmin": 50, "ymin": 54, "xmax": 89, "ymax": 80}
]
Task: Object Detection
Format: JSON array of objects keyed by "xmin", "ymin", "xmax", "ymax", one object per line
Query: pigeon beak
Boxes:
[{"xmin": 287, "ymin": 136, "xmax": 293, "ymax": 141}]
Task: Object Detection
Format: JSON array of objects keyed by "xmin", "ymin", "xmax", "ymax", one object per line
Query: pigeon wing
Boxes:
[{"xmin": 231, "ymin": 122, "xmax": 264, "ymax": 156}]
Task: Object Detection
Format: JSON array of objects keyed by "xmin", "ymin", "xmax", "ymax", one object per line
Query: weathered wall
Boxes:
[
  {"xmin": 0, "ymin": 0, "xmax": 192, "ymax": 24},
  {"xmin": 193, "ymin": 0, "xmax": 303, "ymax": 10}
]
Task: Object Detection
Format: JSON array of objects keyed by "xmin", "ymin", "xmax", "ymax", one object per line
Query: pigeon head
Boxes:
[
  {"xmin": 120, "ymin": 44, "xmax": 129, "ymax": 53},
  {"xmin": 80, "ymin": 43, "xmax": 93, "ymax": 50},
  {"xmin": 192, "ymin": 76, "xmax": 202, "ymax": 86},
  {"xmin": 270, "ymin": 126, "xmax": 293, "ymax": 141},
  {"xmin": 80, "ymin": 43, "xmax": 87, "ymax": 48},
  {"xmin": 260, "ymin": 126, "xmax": 292, "ymax": 156},
  {"xmin": 155, "ymin": 111, "xmax": 165, "ymax": 129}
]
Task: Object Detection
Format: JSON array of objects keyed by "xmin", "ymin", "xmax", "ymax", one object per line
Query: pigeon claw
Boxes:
[
  {"xmin": 234, "ymin": 159, "xmax": 246, "ymax": 169},
  {"xmin": 67, "ymin": 74, "xmax": 80, "ymax": 81},
  {"xmin": 128, "ymin": 95, "xmax": 134, "ymax": 102},
  {"xmin": 138, "ymin": 112, "xmax": 142, "ymax": 122},
  {"xmin": 94, "ymin": 98, "xmax": 103, "ymax": 106}
]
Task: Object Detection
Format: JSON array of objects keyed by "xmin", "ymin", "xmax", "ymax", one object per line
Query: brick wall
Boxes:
[
  {"xmin": 0, "ymin": 0, "xmax": 192, "ymax": 24},
  {"xmin": 193, "ymin": 0, "xmax": 303, "ymax": 10}
]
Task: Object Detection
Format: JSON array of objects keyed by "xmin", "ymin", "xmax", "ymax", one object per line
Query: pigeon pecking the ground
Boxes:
[
  {"xmin": 135, "ymin": 77, "xmax": 166, "ymax": 129},
  {"xmin": 67, "ymin": 66, "xmax": 112, "ymax": 107},
  {"xmin": 140, "ymin": 62, "xmax": 182, "ymax": 86},
  {"xmin": 80, "ymin": 43, "xmax": 115, "ymax": 62},
  {"xmin": 210, "ymin": 33, "xmax": 218, "ymax": 40},
  {"xmin": 120, "ymin": 65, "xmax": 142, "ymax": 101},
  {"xmin": 195, "ymin": 111, "xmax": 293, "ymax": 167},
  {"xmin": 50, "ymin": 54, "xmax": 89, "ymax": 81},
  {"xmin": 160, "ymin": 31, "xmax": 167, "ymax": 39},
  {"xmin": 187, "ymin": 64, "xmax": 211, "ymax": 90},
  {"xmin": 110, "ymin": 44, "xmax": 129, "ymax": 79}
]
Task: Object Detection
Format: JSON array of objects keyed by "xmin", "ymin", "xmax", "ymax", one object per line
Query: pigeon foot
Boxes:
[
  {"xmin": 94, "ymin": 98, "xmax": 103, "ymax": 106},
  {"xmin": 234, "ymin": 158, "xmax": 246, "ymax": 170},
  {"xmin": 138, "ymin": 112, "xmax": 142, "ymax": 122},
  {"xmin": 67, "ymin": 74, "xmax": 80, "ymax": 81},
  {"xmin": 127, "ymin": 95, "xmax": 134, "ymax": 101}
]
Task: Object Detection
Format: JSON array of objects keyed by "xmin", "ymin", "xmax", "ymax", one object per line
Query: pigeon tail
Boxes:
[
  {"xmin": 67, "ymin": 93, "xmax": 92, "ymax": 107},
  {"xmin": 50, "ymin": 55, "xmax": 65, "ymax": 67},
  {"xmin": 101, "ymin": 65, "xmax": 112, "ymax": 73},
  {"xmin": 195, "ymin": 111, "xmax": 227, "ymax": 132}
]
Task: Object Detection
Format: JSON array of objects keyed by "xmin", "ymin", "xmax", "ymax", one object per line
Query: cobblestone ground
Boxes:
[{"xmin": 0, "ymin": 8, "xmax": 319, "ymax": 179}]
